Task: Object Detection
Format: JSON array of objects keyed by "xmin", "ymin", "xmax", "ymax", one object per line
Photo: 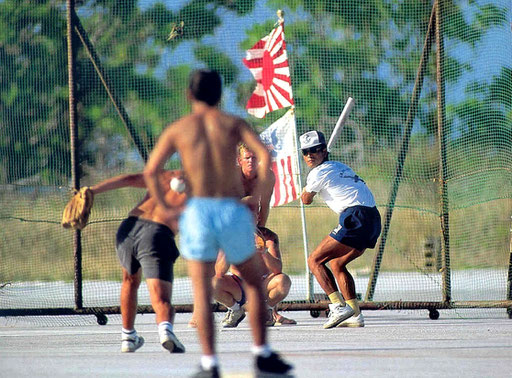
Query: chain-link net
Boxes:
[{"xmin": 1, "ymin": 0, "xmax": 511, "ymax": 321}]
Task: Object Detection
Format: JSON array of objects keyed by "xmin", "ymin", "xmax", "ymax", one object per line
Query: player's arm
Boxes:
[
  {"xmin": 144, "ymin": 124, "xmax": 177, "ymax": 211},
  {"xmin": 90, "ymin": 173, "xmax": 146, "ymax": 195},
  {"xmin": 260, "ymin": 245, "xmax": 282, "ymax": 274},
  {"xmin": 301, "ymin": 188, "xmax": 316, "ymax": 205},
  {"xmin": 259, "ymin": 229, "xmax": 282, "ymax": 274},
  {"xmin": 257, "ymin": 169, "xmax": 275, "ymax": 227}
]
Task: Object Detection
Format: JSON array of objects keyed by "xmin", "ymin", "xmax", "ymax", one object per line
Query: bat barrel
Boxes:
[{"xmin": 327, "ymin": 97, "xmax": 355, "ymax": 152}]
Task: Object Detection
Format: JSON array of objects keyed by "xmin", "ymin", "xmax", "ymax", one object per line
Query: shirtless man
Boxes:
[
  {"xmin": 88, "ymin": 170, "xmax": 186, "ymax": 353},
  {"xmin": 211, "ymin": 144, "xmax": 295, "ymax": 328},
  {"xmin": 144, "ymin": 69, "xmax": 292, "ymax": 377}
]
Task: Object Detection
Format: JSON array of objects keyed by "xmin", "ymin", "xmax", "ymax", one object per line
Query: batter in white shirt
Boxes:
[{"xmin": 300, "ymin": 130, "xmax": 381, "ymax": 329}]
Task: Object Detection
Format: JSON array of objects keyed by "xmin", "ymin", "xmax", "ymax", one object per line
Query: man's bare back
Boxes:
[
  {"xmin": 145, "ymin": 105, "xmax": 270, "ymax": 211},
  {"xmin": 158, "ymin": 108, "xmax": 248, "ymax": 198}
]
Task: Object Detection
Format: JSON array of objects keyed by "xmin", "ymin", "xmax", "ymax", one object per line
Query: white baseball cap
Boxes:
[{"xmin": 299, "ymin": 131, "xmax": 326, "ymax": 150}]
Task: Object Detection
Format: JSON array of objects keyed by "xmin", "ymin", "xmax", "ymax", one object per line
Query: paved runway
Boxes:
[{"xmin": 1, "ymin": 309, "xmax": 511, "ymax": 377}]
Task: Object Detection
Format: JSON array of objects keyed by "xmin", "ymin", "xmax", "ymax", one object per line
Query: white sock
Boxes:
[
  {"xmin": 252, "ymin": 344, "xmax": 272, "ymax": 358},
  {"xmin": 230, "ymin": 302, "xmax": 241, "ymax": 311},
  {"xmin": 158, "ymin": 321, "xmax": 173, "ymax": 336},
  {"xmin": 201, "ymin": 355, "xmax": 219, "ymax": 370},
  {"xmin": 122, "ymin": 328, "xmax": 136, "ymax": 340}
]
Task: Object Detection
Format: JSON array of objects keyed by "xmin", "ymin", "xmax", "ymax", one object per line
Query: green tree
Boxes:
[
  {"xmin": 0, "ymin": 0, "xmax": 255, "ymax": 184},
  {"xmin": 0, "ymin": 1, "xmax": 69, "ymax": 185}
]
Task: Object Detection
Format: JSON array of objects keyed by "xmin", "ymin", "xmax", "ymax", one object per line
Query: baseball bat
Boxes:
[{"xmin": 326, "ymin": 97, "xmax": 355, "ymax": 152}]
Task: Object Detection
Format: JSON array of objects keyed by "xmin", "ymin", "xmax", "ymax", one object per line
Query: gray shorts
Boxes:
[{"xmin": 116, "ymin": 217, "xmax": 179, "ymax": 282}]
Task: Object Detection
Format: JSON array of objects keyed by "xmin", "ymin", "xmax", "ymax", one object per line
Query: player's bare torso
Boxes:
[
  {"xmin": 129, "ymin": 170, "xmax": 186, "ymax": 232},
  {"xmin": 164, "ymin": 108, "xmax": 246, "ymax": 199}
]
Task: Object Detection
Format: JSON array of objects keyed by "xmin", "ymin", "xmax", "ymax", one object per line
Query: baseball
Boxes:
[{"xmin": 170, "ymin": 177, "xmax": 186, "ymax": 193}]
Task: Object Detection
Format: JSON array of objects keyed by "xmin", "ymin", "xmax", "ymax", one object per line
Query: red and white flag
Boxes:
[
  {"xmin": 259, "ymin": 109, "xmax": 299, "ymax": 207},
  {"xmin": 243, "ymin": 23, "xmax": 294, "ymax": 118}
]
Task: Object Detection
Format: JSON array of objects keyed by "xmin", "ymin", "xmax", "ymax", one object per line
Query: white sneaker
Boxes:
[
  {"xmin": 221, "ymin": 308, "xmax": 246, "ymax": 328},
  {"xmin": 337, "ymin": 313, "xmax": 365, "ymax": 327},
  {"xmin": 121, "ymin": 334, "xmax": 144, "ymax": 353},
  {"xmin": 160, "ymin": 329, "xmax": 185, "ymax": 353},
  {"xmin": 323, "ymin": 303, "xmax": 355, "ymax": 329}
]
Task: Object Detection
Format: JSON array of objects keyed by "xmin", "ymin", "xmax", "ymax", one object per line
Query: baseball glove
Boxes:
[
  {"xmin": 255, "ymin": 229, "xmax": 266, "ymax": 251},
  {"xmin": 61, "ymin": 187, "xmax": 94, "ymax": 230}
]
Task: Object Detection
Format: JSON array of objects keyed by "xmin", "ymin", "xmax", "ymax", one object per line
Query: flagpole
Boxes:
[
  {"xmin": 289, "ymin": 108, "xmax": 314, "ymax": 302},
  {"xmin": 277, "ymin": 9, "xmax": 314, "ymax": 303}
]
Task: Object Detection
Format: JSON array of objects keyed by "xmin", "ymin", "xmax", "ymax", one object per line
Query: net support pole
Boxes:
[
  {"xmin": 365, "ymin": 4, "xmax": 437, "ymax": 301},
  {"xmin": 435, "ymin": 0, "xmax": 451, "ymax": 303},
  {"xmin": 279, "ymin": 9, "xmax": 314, "ymax": 302},
  {"xmin": 506, "ymin": 217, "xmax": 512, "ymax": 317},
  {"xmin": 66, "ymin": 0, "xmax": 82, "ymax": 310},
  {"xmin": 71, "ymin": 11, "xmax": 149, "ymax": 162}
]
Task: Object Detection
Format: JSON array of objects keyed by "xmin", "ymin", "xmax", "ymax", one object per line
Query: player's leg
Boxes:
[
  {"xmin": 235, "ymin": 255, "xmax": 293, "ymax": 375},
  {"xmin": 265, "ymin": 273, "xmax": 296, "ymax": 325},
  {"xmin": 188, "ymin": 260, "xmax": 217, "ymax": 356},
  {"xmin": 116, "ymin": 217, "xmax": 145, "ymax": 352},
  {"xmin": 307, "ymin": 236, "xmax": 357, "ymax": 328},
  {"xmin": 212, "ymin": 274, "xmax": 243, "ymax": 307},
  {"xmin": 329, "ymin": 247, "xmax": 364, "ymax": 302},
  {"xmin": 212, "ymin": 275, "xmax": 246, "ymax": 328},
  {"xmin": 136, "ymin": 220, "xmax": 184, "ymax": 352},
  {"xmin": 120, "ymin": 268, "xmax": 145, "ymax": 352},
  {"xmin": 265, "ymin": 273, "xmax": 291, "ymax": 307},
  {"xmin": 234, "ymin": 254, "xmax": 267, "ymax": 344},
  {"xmin": 121, "ymin": 268, "xmax": 141, "ymax": 329},
  {"xmin": 146, "ymin": 278, "xmax": 185, "ymax": 353},
  {"xmin": 307, "ymin": 235, "xmax": 344, "ymax": 295},
  {"xmin": 221, "ymin": 201, "xmax": 293, "ymax": 375},
  {"xmin": 329, "ymin": 249, "xmax": 366, "ymax": 327}
]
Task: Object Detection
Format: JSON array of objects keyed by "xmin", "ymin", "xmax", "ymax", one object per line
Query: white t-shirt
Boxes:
[{"xmin": 305, "ymin": 160, "xmax": 376, "ymax": 215}]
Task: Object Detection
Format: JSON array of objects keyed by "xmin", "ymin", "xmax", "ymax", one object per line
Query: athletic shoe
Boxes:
[
  {"xmin": 323, "ymin": 303, "xmax": 355, "ymax": 329},
  {"xmin": 265, "ymin": 308, "xmax": 275, "ymax": 327},
  {"xmin": 121, "ymin": 334, "xmax": 144, "ymax": 353},
  {"xmin": 255, "ymin": 352, "xmax": 293, "ymax": 376},
  {"xmin": 337, "ymin": 313, "xmax": 365, "ymax": 328},
  {"xmin": 191, "ymin": 366, "xmax": 220, "ymax": 378},
  {"xmin": 160, "ymin": 329, "xmax": 185, "ymax": 353},
  {"xmin": 221, "ymin": 308, "xmax": 246, "ymax": 328}
]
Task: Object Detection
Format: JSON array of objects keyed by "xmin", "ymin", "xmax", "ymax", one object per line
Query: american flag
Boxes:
[
  {"xmin": 259, "ymin": 110, "xmax": 299, "ymax": 207},
  {"xmin": 243, "ymin": 22, "xmax": 294, "ymax": 118}
]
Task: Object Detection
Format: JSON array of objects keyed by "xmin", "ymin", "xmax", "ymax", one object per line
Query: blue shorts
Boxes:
[
  {"xmin": 178, "ymin": 198, "xmax": 256, "ymax": 265},
  {"xmin": 329, "ymin": 206, "xmax": 381, "ymax": 251}
]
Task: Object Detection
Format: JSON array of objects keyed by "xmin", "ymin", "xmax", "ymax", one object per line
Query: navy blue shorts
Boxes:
[
  {"xmin": 329, "ymin": 206, "xmax": 381, "ymax": 251},
  {"xmin": 116, "ymin": 216, "xmax": 179, "ymax": 282}
]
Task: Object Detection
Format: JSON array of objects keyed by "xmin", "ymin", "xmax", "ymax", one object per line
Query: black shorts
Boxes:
[
  {"xmin": 230, "ymin": 273, "xmax": 247, "ymax": 306},
  {"xmin": 116, "ymin": 216, "xmax": 179, "ymax": 282},
  {"xmin": 329, "ymin": 206, "xmax": 381, "ymax": 251}
]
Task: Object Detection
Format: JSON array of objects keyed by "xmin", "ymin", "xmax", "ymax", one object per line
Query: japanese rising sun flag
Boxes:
[
  {"xmin": 243, "ymin": 22, "xmax": 294, "ymax": 118},
  {"xmin": 259, "ymin": 109, "xmax": 299, "ymax": 207}
]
